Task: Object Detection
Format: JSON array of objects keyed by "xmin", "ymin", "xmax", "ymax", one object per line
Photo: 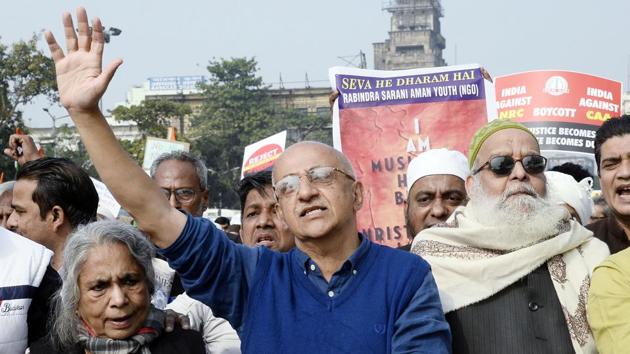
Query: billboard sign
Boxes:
[{"xmin": 148, "ymin": 76, "xmax": 206, "ymax": 91}]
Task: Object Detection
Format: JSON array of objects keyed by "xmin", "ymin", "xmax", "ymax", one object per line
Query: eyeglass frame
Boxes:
[
  {"xmin": 472, "ymin": 154, "xmax": 548, "ymax": 176},
  {"xmin": 273, "ymin": 166, "xmax": 356, "ymax": 198},
  {"xmin": 159, "ymin": 187, "xmax": 202, "ymax": 204}
]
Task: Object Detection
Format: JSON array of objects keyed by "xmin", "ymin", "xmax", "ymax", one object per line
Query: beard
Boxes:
[{"xmin": 466, "ymin": 176, "xmax": 569, "ymax": 250}]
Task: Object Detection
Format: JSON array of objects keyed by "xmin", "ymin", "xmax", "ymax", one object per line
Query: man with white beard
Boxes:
[{"xmin": 411, "ymin": 119, "xmax": 609, "ymax": 354}]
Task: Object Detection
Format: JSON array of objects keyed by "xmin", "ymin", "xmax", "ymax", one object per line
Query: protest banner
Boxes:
[
  {"xmin": 329, "ymin": 64, "xmax": 495, "ymax": 248},
  {"xmin": 151, "ymin": 258, "xmax": 175, "ymax": 310},
  {"xmin": 495, "ymin": 70, "xmax": 622, "ymax": 180},
  {"xmin": 90, "ymin": 177, "xmax": 121, "ymax": 219},
  {"xmin": 142, "ymin": 137, "xmax": 190, "ymax": 171},
  {"xmin": 241, "ymin": 131, "xmax": 287, "ymax": 179}
]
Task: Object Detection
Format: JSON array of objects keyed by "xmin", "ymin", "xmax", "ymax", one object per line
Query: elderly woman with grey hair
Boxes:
[{"xmin": 29, "ymin": 220, "xmax": 205, "ymax": 354}]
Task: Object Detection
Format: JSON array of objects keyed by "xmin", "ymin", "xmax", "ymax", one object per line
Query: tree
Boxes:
[
  {"xmin": 190, "ymin": 57, "xmax": 330, "ymax": 209},
  {"xmin": 110, "ymin": 99, "xmax": 192, "ymax": 164},
  {"xmin": 283, "ymin": 110, "xmax": 332, "ymax": 145},
  {"xmin": 111, "ymin": 99, "xmax": 191, "ymax": 139},
  {"xmin": 119, "ymin": 138, "xmax": 147, "ymax": 166},
  {"xmin": 0, "ymin": 35, "xmax": 57, "ymax": 177},
  {"xmin": 190, "ymin": 58, "xmax": 281, "ymax": 209},
  {"xmin": 54, "ymin": 124, "xmax": 99, "ymax": 177}
]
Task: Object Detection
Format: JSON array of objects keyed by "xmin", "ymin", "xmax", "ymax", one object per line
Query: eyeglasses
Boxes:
[
  {"xmin": 274, "ymin": 166, "xmax": 355, "ymax": 197},
  {"xmin": 472, "ymin": 155, "xmax": 547, "ymax": 176},
  {"xmin": 160, "ymin": 188, "xmax": 198, "ymax": 204}
]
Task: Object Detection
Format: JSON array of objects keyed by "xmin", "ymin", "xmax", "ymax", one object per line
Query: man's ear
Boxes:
[
  {"xmin": 352, "ymin": 181, "xmax": 364, "ymax": 211},
  {"xmin": 465, "ymin": 175, "xmax": 475, "ymax": 195},
  {"xmin": 49, "ymin": 205, "xmax": 66, "ymax": 232},
  {"xmin": 200, "ymin": 190, "xmax": 210, "ymax": 211}
]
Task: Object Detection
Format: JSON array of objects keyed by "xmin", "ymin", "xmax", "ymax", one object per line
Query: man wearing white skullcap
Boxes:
[
  {"xmin": 545, "ymin": 171, "xmax": 594, "ymax": 225},
  {"xmin": 400, "ymin": 148, "xmax": 469, "ymax": 250}
]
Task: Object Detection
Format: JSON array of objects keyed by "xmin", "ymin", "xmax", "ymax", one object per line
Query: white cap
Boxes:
[
  {"xmin": 406, "ymin": 148, "xmax": 469, "ymax": 192},
  {"xmin": 545, "ymin": 171, "xmax": 594, "ymax": 224}
]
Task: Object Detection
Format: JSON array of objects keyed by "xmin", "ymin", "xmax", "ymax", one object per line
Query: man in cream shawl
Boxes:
[{"xmin": 411, "ymin": 119, "xmax": 609, "ymax": 354}]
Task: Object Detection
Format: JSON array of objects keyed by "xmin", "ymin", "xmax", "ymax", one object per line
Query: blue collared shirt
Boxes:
[{"xmin": 294, "ymin": 233, "xmax": 371, "ymax": 299}]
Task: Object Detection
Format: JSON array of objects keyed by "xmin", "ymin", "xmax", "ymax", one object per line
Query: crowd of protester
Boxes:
[{"xmin": 2, "ymin": 7, "xmax": 630, "ymax": 354}]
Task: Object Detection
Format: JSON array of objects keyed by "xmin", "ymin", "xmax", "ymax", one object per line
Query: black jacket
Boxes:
[
  {"xmin": 27, "ymin": 265, "xmax": 62, "ymax": 345},
  {"xmin": 29, "ymin": 326, "xmax": 206, "ymax": 354},
  {"xmin": 446, "ymin": 264, "xmax": 574, "ymax": 354}
]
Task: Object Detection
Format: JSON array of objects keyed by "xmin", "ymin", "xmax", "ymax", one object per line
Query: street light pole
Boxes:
[
  {"xmin": 42, "ymin": 108, "xmax": 70, "ymax": 157},
  {"xmin": 102, "ymin": 26, "xmax": 121, "ymax": 111},
  {"xmin": 218, "ymin": 192, "xmax": 222, "ymax": 217}
]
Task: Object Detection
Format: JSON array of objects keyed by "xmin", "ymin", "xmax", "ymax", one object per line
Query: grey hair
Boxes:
[
  {"xmin": 51, "ymin": 220, "xmax": 156, "ymax": 349},
  {"xmin": 0, "ymin": 181, "xmax": 15, "ymax": 196},
  {"xmin": 149, "ymin": 151, "xmax": 208, "ymax": 190}
]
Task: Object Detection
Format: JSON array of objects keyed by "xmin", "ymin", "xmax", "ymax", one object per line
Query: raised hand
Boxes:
[
  {"xmin": 45, "ymin": 7, "xmax": 122, "ymax": 114},
  {"xmin": 41, "ymin": 7, "xmax": 188, "ymax": 249},
  {"xmin": 3, "ymin": 134, "xmax": 43, "ymax": 166}
]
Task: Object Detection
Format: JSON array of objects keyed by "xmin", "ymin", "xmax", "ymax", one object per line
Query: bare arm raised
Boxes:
[{"xmin": 45, "ymin": 7, "xmax": 186, "ymax": 248}]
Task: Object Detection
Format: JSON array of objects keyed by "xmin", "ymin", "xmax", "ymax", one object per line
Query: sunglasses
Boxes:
[
  {"xmin": 274, "ymin": 166, "xmax": 355, "ymax": 198},
  {"xmin": 472, "ymin": 155, "xmax": 547, "ymax": 176}
]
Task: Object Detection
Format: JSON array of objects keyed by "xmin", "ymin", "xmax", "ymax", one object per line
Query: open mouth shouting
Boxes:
[
  {"xmin": 255, "ymin": 233, "xmax": 276, "ymax": 248},
  {"xmin": 616, "ymin": 184, "xmax": 630, "ymax": 201}
]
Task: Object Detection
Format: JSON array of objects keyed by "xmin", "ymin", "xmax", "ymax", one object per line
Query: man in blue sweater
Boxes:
[{"xmin": 44, "ymin": 7, "xmax": 451, "ymax": 353}]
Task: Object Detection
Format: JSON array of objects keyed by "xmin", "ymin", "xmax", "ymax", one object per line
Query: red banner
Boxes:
[{"xmin": 495, "ymin": 70, "xmax": 622, "ymax": 177}]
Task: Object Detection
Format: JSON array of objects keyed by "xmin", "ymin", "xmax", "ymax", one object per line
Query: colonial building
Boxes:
[
  {"xmin": 123, "ymin": 76, "xmax": 332, "ymax": 116},
  {"xmin": 118, "ymin": 76, "xmax": 333, "ymax": 140},
  {"xmin": 373, "ymin": 0, "xmax": 446, "ymax": 70},
  {"xmin": 29, "ymin": 116, "xmax": 140, "ymax": 155}
]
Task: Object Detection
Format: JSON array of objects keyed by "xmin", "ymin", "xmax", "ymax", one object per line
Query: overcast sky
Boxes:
[{"xmin": 3, "ymin": 0, "xmax": 629, "ymax": 127}]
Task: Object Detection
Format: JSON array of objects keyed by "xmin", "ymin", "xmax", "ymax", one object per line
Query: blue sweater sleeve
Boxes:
[
  {"xmin": 158, "ymin": 214, "xmax": 260, "ymax": 330},
  {"xmin": 392, "ymin": 271, "xmax": 452, "ymax": 353}
]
